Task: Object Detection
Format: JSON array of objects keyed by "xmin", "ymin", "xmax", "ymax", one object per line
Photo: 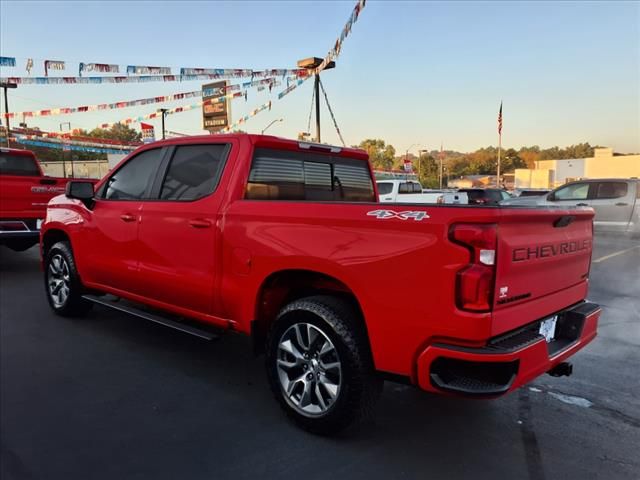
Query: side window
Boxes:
[
  {"xmin": 245, "ymin": 148, "xmax": 374, "ymax": 202},
  {"xmin": 333, "ymin": 163, "xmax": 375, "ymax": 201},
  {"xmin": 0, "ymin": 153, "xmax": 40, "ymax": 176},
  {"xmin": 376, "ymin": 182, "xmax": 393, "ymax": 195},
  {"xmin": 501, "ymin": 191, "xmax": 511, "ymax": 200},
  {"xmin": 595, "ymin": 182, "xmax": 628, "ymax": 200},
  {"xmin": 398, "ymin": 183, "xmax": 410, "ymax": 194},
  {"xmin": 160, "ymin": 144, "xmax": 228, "ymax": 201},
  {"xmin": 553, "ymin": 183, "xmax": 589, "ymax": 201},
  {"xmin": 411, "ymin": 183, "xmax": 422, "ymax": 193},
  {"xmin": 102, "ymin": 149, "xmax": 162, "ymax": 200}
]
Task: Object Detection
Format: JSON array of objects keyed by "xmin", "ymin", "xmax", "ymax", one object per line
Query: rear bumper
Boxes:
[
  {"xmin": 416, "ymin": 302, "xmax": 600, "ymax": 396},
  {"xmin": 0, "ymin": 218, "xmax": 41, "ymax": 243}
]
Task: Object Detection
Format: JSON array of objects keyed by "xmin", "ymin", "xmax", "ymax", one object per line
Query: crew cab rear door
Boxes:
[
  {"xmin": 136, "ymin": 141, "xmax": 233, "ymax": 316},
  {"xmin": 589, "ymin": 180, "xmax": 635, "ymax": 232},
  {"xmin": 0, "ymin": 149, "xmax": 60, "ymax": 219}
]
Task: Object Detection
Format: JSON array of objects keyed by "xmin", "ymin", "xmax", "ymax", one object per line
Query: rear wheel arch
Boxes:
[{"xmin": 252, "ymin": 269, "xmax": 369, "ymax": 354}]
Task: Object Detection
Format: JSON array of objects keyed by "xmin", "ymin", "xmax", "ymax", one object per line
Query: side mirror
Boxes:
[
  {"xmin": 65, "ymin": 181, "xmax": 94, "ymax": 207},
  {"xmin": 547, "ymin": 192, "xmax": 556, "ymax": 201}
]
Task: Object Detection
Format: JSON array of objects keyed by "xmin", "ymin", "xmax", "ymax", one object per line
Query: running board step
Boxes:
[{"xmin": 82, "ymin": 295, "xmax": 220, "ymax": 341}]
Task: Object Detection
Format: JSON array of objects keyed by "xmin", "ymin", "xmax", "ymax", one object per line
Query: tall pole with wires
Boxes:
[
  {"xmin": 497, "ymin": 101, "xmax": 503, "ymax": 188},
  {"xmin": 298, "ymin": 57, "xmax": 335, "ymax": 143}
]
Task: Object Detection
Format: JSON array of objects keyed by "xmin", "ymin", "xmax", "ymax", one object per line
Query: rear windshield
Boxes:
[
  {"xmin": 0, "ymin": 152, "xmax": 40, "ymax": 176},
  {"xmin": 246, "ymin": 148, "xmax": 375, "ymax": 202}
]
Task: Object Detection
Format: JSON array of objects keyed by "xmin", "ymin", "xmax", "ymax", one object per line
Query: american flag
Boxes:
[{"xmin": 498, "ymin": 102, "xmax": 503, "ymax": 135}]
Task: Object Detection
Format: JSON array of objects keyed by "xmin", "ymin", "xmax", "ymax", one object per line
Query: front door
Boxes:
[
  {"xmin": 549, "ymin": 181, "xmax": 592, "ymax": 208},
  {"xmin": 80, "ymin": 147, "xmax": 164, "ymax": 294},
  {"xmin": 136, "ymin": 142, "xmax": 231, "ymax": 316}
]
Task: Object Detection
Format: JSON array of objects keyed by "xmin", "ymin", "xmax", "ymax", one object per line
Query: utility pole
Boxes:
[
  {"xmin": 159, "ymin": 109, "xmax": 168, "ymax": 139},
  {"xmin": 417, "ymin": 149, "xmax": 428, "ymax": 181},
  {"xmin": 60, "ymin": 122, "xmax": 71, "ymax": 178},
  {"xmin": 297, "ymin": 57, "xmax": 335, "ymax": 143},
  {"xmin": 1, "ymin": 82, "xmax": 17, "ymax": 147},
  {"xmin": 438, "ymin": 143, "xmax": 445, "ymax": 189}
]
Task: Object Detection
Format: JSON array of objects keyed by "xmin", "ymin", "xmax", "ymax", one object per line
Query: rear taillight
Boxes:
[{"xmin": 450, "ymin": 224, "xmax": 497, "ymax": 312}]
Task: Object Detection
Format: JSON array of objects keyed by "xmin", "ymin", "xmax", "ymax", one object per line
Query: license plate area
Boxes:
[{"xmin": 539, "ymin": 315, "xmax": 558, "ymax": 343}]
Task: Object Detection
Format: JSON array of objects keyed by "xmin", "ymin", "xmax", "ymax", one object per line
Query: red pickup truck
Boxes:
[
  {"xmin": 40, "ymin": 134, "xmax": 601, "ymax": 434},
  {"xmin": 0, "ymin": 147, "xmax": 95, "ymax": 251}
]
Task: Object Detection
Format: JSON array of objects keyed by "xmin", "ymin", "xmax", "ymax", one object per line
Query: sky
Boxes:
[{"xmin": 1, "ymin": 0, "xmax": 639, "ymax": 153}]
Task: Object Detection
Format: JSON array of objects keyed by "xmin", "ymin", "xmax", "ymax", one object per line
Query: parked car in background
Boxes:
[
  {"xmin": 511, "ymin": 189, "xmax": 551, "ymax": 197},
  {"xmin": 0, "ymin": 148, "xmax": 97, "ymax": 251},
  {"xmin": 501, "ymin": 178, "xmax": 640, "ymax": 235},
  {"xmin": 376, "ymin": 180, "xmax": 444, "ymax": 203},
  {"xmin": 458, "ymin": 188, "xmax": 511, "ymax": 205},
  {"xmin": 422, "ymin": 189, "xmax": 469, "ymax": 204},
  {"xmin": 41, "ymin": 134, "xmax": 600, "ymax": 434}
]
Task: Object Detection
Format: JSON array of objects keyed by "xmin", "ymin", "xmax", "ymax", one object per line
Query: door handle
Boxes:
[
  {"xmin": 615, "ymin": 202, "xmax": 628, "ymax": 206},
  {"xmin": 576, "ymin": 203, "xmax": 589, "ymax": 206},
  {"xmin": 189, "ymin": 219, "xmax": 212, "ymax": 229},
  {"xmin": 120, "ymin": 214, "xmax": 136, "ymax": 222}
]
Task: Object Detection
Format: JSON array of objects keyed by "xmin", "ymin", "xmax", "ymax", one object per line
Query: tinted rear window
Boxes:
[
  {"xmin": 595, "ymin": 182, "xmax": 628, "ymax": 199},
  {"xmin": 0, "ymin": 152, "xmax": 39, "ymax": 176},
  {"xmin": 246, "ymin": 148, "xmax": 375, "ymax": 202},
  {"xmin": 377, "ymin": 182, "xmax": 393, "ymax": 195}
]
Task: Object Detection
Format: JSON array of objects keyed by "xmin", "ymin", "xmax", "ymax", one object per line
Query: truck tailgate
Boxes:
[{"xmin": 492, "ymin": 207, "xmax": 594, "ymax": 335}]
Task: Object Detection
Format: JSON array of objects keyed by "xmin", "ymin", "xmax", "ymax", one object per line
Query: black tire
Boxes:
[
  {"xmin": 44, "ymin": 241, "xmax": 92, "ymax": 317},
  {"xmin": 265, "ymin": 295, "xmax": 382, "ymax": 435},
  {"xmin": 5, "ymin": 239, "xmax": 38, "ymax": 252}
]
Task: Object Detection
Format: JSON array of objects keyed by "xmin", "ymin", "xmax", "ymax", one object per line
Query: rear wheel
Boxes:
[
  {"xmin": 266, "ymin": 295, "xmax": 382, "ymax": 435},
  {"xmin": 44, "ymin": 241, "xmax": 92, "ymax": 317}
]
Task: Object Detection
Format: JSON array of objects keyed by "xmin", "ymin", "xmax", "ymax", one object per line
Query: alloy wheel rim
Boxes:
[
  {"xmin": 276, "ymin": 322, "xmax": 342, "ymax": 416},
  {"xmin": 48, "ymin": 254, "xmax": 70, "ymax": 308}
]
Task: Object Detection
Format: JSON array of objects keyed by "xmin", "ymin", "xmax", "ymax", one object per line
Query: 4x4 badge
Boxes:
[{"xmin": 367, "ymin": 210, "xmax": 429, "ymax": 221}]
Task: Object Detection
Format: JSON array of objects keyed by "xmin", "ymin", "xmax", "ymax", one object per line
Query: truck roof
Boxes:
[
  {"xmin": 0, "ymin": 147, "xmax": 36, "ymax": 156},
  {"xmin": 139, "ymin": 133, "xmax": 369, "ymax": 161}
]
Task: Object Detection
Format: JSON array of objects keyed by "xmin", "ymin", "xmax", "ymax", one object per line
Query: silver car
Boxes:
[{"xmin": 501, "ymin": 178, "xmax": 640, "ymax": 235}]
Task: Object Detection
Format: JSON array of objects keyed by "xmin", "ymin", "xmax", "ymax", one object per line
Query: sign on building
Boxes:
[
  {"xmin": 140, "ymin": 122, "xmax": 155, "ymax": 143},
  {"xmin": 202, "ymin": 81, "xmax": 231, "ymax": 133}
]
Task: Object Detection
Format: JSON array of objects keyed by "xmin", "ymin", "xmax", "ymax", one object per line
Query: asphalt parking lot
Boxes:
[{"xmin": 1, "ymin": 233, "xmax": 638, "ymax": 480}]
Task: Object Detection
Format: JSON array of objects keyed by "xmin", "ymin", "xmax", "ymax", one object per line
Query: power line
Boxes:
[{"xmin": 318, "ymin": 78, "xmax": 345, "ymax": 147}]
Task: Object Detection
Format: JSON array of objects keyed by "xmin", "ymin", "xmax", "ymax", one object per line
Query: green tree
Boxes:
[
  {"xmin": 357, "ymin": 139, "xmax": 396, "ymax": 170},
  {"xmin": 87, "ymin": 123, "xmax": 142, "ymax": 143}
]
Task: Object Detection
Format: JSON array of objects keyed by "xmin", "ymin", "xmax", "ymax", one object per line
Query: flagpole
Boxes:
[{"xmin": 497, "ymin": 133, "xmax": 501, "ymax": 188}]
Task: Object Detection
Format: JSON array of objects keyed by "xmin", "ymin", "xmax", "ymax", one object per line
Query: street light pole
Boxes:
[
  {"xmin": 261, "ymin": 118, "xmax": 283, "ymax": 135},
  {"xmin": 60, "ymin": 122, "xmax": 71, "ymax": 178},
  {"xmin": 1, "ymin": 82, "xmax": 17, "ymax": 147},
  {"xmin": 417, "ymin": 149, "xmax": 428, "ymax": 180},
  {"xmin": 297, "ymin": 57, "xmax": 335, "ymax": 143},
  {"xmin": 159, "ymin": 109, "xmax": 168, "ymax": 139}
]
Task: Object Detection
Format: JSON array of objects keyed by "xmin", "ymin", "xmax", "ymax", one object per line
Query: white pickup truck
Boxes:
[{"xmin": 376, "ymin": 180, "xmax": 468, "ymax": 204}]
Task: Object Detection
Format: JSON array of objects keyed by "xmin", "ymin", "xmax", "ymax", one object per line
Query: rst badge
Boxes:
[{"xmin": 367, "ymin": 210, "xmax": 429, "ymax": 221}]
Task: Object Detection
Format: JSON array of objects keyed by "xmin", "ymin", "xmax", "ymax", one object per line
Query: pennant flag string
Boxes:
[
  {"xmin": 1, "ymin": 70, "xmax": 308, "ymax": 86},
  {"xmin": 0, "ymin": 56, "xmax": 16, "ymax": 67},
  {"xmin": 98, "ymin": 91, "xmax": 247, "ymax": 129},
  {"xmin": 44, "ymin": 60, "xmax": 65, "ymax": 77},
  {"xmin": 127, "ymin": 65, "xmax": 172, "ymax": 75},
  {"xmin": 13, "ymin": 138, "xmax": 136, "ymax": 155},
  {"xmin": 315, "ymin": 0, "xmax": 366, "ymax": 74},
  {"xmin": 79, "ymin": 63, "xmax": 120, "ymax": 76},
  {"xmin": 221, "ymin": 74, "xmax": 311, "ymax": 133},
  {"xmin": 4, "ymin": 78, "xmax": 282, "ymax": 119}
]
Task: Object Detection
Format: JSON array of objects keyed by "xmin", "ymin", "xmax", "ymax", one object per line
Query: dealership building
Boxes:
[{"xmin": 515, "ymin": 148, "xmax": 640, "ymax": 189}]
